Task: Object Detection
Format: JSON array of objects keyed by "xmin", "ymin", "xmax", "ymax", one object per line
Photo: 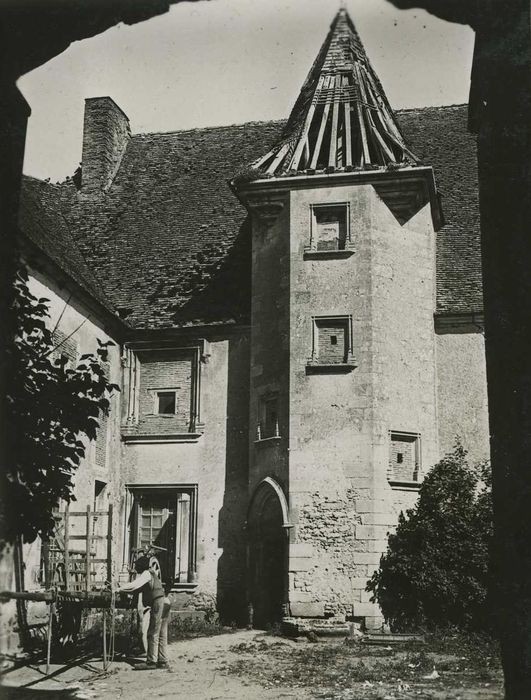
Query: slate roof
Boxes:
[
  {"xmin": 19, "ymin": 104, "xmax": 482, "ymax": 329},
  {"xmin": 399, "ymin": 105, "xmax": 482, "ymax": 315},
  {"xmin": 18, "ymin": 176, "xmax": 121, "ymax": 320}
]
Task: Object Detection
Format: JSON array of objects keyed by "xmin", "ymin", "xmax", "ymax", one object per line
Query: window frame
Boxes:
[
  {"xmin": 388, "ymin": 430, "xmax": 422, "ymax": 488},
  {"xmin": 125, "ymin": 484, "xmax": 199, "ymax": 589},
  {"xmin": 122, "ymin": 339, "xmax": 209, "ymax": 442},
  {"xmin": 306, "ymin": 315, "xmax": 356, "ymax": 374},
  {"xmin": 153, "ymin": 388, "xmax": 179, "ymax": 416},
  {"xmin": 256, "ymin": 393, "xmax": 281, "ymax": 442},
  {"xmin": 305, "ymin": 202, "xmax": 354, "ymax": 259}
]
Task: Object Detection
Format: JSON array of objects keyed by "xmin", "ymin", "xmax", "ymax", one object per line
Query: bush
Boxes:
[{"xmin": 366, "ymin": 444, "xmax": 492, "ymax": 632}]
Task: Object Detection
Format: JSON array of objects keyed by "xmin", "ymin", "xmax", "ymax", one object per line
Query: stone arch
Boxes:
[
  {"xmin": 247, "ymin": 477, "xmax": 291, "ymax": 529},
  {"xmin": 247, "ymin": 478, "xmax": 290, "ymax": 628}
]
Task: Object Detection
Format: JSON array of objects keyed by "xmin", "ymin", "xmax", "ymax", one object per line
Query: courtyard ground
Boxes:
[{"xmin": 0, "ymin": 629, "xmax": 504, "ymax": 699}]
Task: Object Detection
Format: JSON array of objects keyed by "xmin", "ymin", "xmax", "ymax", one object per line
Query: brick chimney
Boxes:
[{"xmin": 81, "ymin": 97, "xmax": 130, "ymax": 193}]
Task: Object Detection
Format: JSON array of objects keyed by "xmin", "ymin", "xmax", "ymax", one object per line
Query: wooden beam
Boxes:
[
  {"xmin": 252, "ymin": 148, "xmax": 276, "ymax": 171},
  {"xmin": 266, "ymin": 142, "xmax": 290, "ymax": 175},
  {"xmin": 107, "ymin": 504, "xmax": 113, "ymax": 585},
  {"xmin": 310, "ymin": 76, "xmax": 333, "ymax": 170},
  {"xmin": 287, "ymin": 76, "xmax": 325, "ymax": 171},
  {"xmin": 343, "ymin": 76, "xmax": 352, "ymax": 167},
  {"xmin": 64, "ymin": 505, "xmax": 70, "ymax": 591},
  {"xmin": 328, "ymin": 76, "xmax": 341, "ymax": 168},
  {"xmin": 85, "ymin": 505, "xmax": 91, "ymax": 594},
  {"xmin": 354, "ymin": 73, "xmax": 370, "ymax": 164}
]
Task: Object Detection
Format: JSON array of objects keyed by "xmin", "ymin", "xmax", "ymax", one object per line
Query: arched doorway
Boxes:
[{"xmin": 247, "ymin": 478, "xmax": 289, "ymax": 629}]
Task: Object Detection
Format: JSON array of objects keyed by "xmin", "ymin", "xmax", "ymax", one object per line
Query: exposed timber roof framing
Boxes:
[{"xmin": 252, "ymin": 8, "xmax": 419, "ymax": 177}]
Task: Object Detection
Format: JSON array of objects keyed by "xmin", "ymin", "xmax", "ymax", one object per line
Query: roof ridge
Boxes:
[
  {"xmin": 136, "ymin": 118, "xmax": 286, "ymax": 139},
  {"xmin": 397, "ymin": 103, "xmax": 468, "ymax": 114}
]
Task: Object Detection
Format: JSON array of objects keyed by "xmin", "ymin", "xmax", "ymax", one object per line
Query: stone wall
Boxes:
[{"xmin": 286, "ymin": 177, "xmax": 438, "ymax": 627}]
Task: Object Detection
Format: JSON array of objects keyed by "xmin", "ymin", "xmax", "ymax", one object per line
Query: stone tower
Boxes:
[{"xmin": 233, "ymin": 8, "xmax": 443, "ymax": 631}]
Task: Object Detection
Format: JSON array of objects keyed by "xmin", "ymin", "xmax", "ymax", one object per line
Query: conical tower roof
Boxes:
[{"xmin": 252, "ymin": 8, "xmax": 418, "ymax": 177}]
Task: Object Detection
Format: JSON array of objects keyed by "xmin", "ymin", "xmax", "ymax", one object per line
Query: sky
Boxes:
[{"xmin": 18, "ymin": 0, "xmax": 475, "ymax": 183}]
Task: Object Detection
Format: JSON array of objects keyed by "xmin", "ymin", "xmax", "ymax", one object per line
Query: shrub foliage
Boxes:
[
  {"xmin": 366, "ymin": 444, "xmax": 492, "ymax": 631},
  {"xmin": 1, "ymin": 267, "xmax": 118, "ymax": 545}
]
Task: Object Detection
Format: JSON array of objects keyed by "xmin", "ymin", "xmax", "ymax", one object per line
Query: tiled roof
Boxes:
[
  {"xmin": 19, "ymin": 104, "xmax": 482, "ymax": 329},
  {"xmin": 60, "ymin": 121, "xmax": 283, "ymax": 329},
  {"xmin": 18, "ymin": 176, "xmax": 121, "ymax": 320},
  {"xmin": 398, "ymin": 104, "xmax": 482, "ymax": 315}
]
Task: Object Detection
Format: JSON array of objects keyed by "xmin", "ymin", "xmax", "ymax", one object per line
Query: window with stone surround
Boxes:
[
  {"xmin": 127, "ymin": 486, "xmax": 198, "ymax": 587},
  {"xmin": 122, "ymin": 342, "xmax": 206, "ymax": 441},
  {"xmin": 307, "ymin": 315, "xmax": 355, "ymax": 372},
  {"xmin": 257, "ymin": 394, "xmax": 280, "ymax": 441},
  {"xmin": 388, "ymin": 431, "xmax": 421, "ymax": 484},
  {"xmin": 305, "ymin": 203, "xmax": 353, "ymax": 258}
]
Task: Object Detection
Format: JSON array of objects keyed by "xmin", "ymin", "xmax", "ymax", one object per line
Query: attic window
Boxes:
[{"xmin": 157, "ymin": 391, "xmax": 177, "ymax": 415}]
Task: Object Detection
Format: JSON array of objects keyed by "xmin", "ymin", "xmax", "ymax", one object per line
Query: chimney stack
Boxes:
[{"xmin": 81, "ymin": 97, "xmax": 130, "ymax": 193}]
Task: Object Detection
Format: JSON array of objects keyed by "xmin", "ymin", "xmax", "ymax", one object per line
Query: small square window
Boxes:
[
  {"xmin": 157, "ymin": 391, "xmax": 176, "ymax": 415},
  {"xmin": 316, "ymin": 320, "xmax": 348, "ymax": 363},
  {"xmin": 389, "ymin": 432, "xmax": 420, "ymax": 483},
  {"xmin": 307, "ymin": 315, "xmax": 355, "ymax": 373},
  {"xmin": 311, "ymin": 204, "xmax": 349, "ymax": 251}
]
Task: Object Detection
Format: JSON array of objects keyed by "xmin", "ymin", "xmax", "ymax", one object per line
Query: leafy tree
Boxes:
[
  {"xmin": 1, "ymin": 266, "xmax": 118, "ymax": 545},
  {"xmin": 366, "ymin": 444, "xmax": 493, "ymax": 632}
]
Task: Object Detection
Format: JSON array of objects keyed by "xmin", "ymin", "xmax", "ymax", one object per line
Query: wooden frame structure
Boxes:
[
  {"xmin": 42, "ymin": 504, "xmax": 113, "ymax": 593},
  {"xmin": 250, "ymin": 8, "xmax": 418, "ymax": 177}
]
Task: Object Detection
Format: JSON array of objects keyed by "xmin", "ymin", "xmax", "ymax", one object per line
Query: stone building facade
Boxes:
[{"xmin": 8, "ymin": 8, "xmax": 489, "ymax": 642}]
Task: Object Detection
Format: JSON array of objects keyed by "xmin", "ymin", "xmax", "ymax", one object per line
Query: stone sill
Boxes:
[
  {"xmin": 254, "ymin": 436, "xmax": 282, "ymax": 448},
  {"xmin": 122, "ymin": 432, "xmax": 202, "ymax": 444},
  {"xmin": 303, "ymin": 249, "xmax": 355, "ymax": 260},
  {"xmin": 388, "ymin": 480, "xmax": 421, "ymax": 491},
  {"xmin": 170, "ymin": 582, "xmax": 199, "ymax": 593},
  {"xmin": 306, "ymin": 362, "xmax": 356, "ymax": 374}
]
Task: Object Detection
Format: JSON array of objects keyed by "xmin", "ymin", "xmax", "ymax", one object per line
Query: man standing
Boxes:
[{"xmin": 117, "ymin": 556, "xmax": 171, "ymax": 670}]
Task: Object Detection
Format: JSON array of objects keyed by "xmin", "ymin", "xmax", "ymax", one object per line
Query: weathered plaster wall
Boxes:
[
  {"xmin": 436, "ymin": 329, "xmax": 490, "ymax": 463},
  {"xmin": 26, "ymin": 269, "xmax": 123, "ymax": 572},
  {"xmin": 122, "ymin": 332, "xmax": 250, "ymax": 621}
]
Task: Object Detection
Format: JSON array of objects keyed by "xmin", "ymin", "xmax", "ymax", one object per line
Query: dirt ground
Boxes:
[{"xmin": 0, "ymin": 630, "xmax": 504, "ymax": 699}]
